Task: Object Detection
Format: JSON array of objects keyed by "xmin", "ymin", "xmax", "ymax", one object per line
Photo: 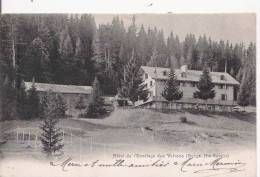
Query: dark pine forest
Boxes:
[{"xmin": 0, "ymin": 14, "xmax": 256, "ymax": 119}]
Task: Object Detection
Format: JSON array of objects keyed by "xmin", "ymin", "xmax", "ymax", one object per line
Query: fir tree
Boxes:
[
  {"xmin": 237, "ymin": 73, "xmax": 250, "ymax": 107},
  {"xmin": 17, "ymin": 81, "xmax": 28, "ymax": 119},
  {"xmin": 193, "ymin": 67, "xmax": 215, "ymax": 100},
  {"xmin": 27, "ymin": 82, "xmax": 40, "ymax": 119},
  {"xmin": 161, "ymin": 68, "xmax": 183, "ymax": 101},
  {"xmin": 86, "ymin": 77, "xmax": 106, "ymax": 117},
  {"xmin": 190, "ymin": 46, "xmax": 200, "ymax": 70},
  {"xmin": 39, "ymin": 90, "xmax": 64, "ymax": 156},
  {"xmin": 119, "ymin": 50, "xmax": 149, "ymax": 103},
  {"xmin": 39, "ymin": 94, "xmax": 48, "ymax": 119},
  {"xmin": 39, "ymin": 117, "xmax": 63, "ymax": 157},
  {"xmin": 23, "ymin": 37, "xmax": 50, "ymax": 82},
  {"xmin": 0, "ymin": 16, "xmax": 18, "ymax": 120},
  {"xmin": 48, "ymin": 30, "xmax": 63, "ymax": 83}
]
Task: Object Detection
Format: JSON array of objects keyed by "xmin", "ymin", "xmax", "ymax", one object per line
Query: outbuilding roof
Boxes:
[
  {"xmin": 141, "ymin": 66, "xmax": 240, "ymax": 85},
  {"xmin": 24, "ymin": 82, "xmax": 93, "ymax": 94}
]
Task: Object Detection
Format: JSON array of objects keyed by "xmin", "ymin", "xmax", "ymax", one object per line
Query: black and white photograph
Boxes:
[{"xmin": 0, "ymin": 11, "xmax": 257, "ymax": 177}]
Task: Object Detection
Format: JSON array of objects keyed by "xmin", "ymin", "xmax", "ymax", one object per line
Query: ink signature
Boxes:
[
  {"xmin": 50, "ymin": 156, "xmax": 247, "ymax": 176},
  {"xmin": 181, "ymin": 157, "xmax": 246, "ymax": 176}
]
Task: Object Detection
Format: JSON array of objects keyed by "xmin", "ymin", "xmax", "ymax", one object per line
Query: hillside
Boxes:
[
  {"xmin": 0, "ymin": 108, "xmax": 256, "ymax": 159},
  {"xmin": 77, "ymin": 108, "xmax": 256, "ymax": 152}
]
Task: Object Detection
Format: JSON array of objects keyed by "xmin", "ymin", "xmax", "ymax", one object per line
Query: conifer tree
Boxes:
[
  {"xmin": 39, "ymin": 117, "xmax": 63, "ymax": 157},
  {"xmin": 23, "ymin": 37, "xmax": 50, "ymax": 82},
  {"xmin": 27, "ymin": 82, "xmax": 40, "ymax": 119},
  {"xmin": 39, "ymin": 94, "xmax": 48, "ymax": 119},
  {"xmin": 17, "ymin": 81, "xmax": 28, "ymax": 119},
  {"xmin": 39, "ymin": 94, "xmax": 63, "ymax": 157},
  {"xmin": 161, "ymin": 68, "xmax": 183, "ymax": 101},
  {"xmin": 237, "ymin": 73, "xmax": 250, "ymax": 107},
  {"xmin": 193, "ymin": 66, "xmax": 215, "ymax": 100},
  {"xmin": 119, "ymin": 50, "xmax": 149, "ymax": 103},
  {"xmin": 48, "ymin": 30, "xmax": 63, "ymax": 83},
  {"xmin": 86, "ymin": 77, "xmax": 106, "ymax": 117}
]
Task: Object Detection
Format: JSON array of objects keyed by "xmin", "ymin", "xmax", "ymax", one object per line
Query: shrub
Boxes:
[
  {"xmin": 180, "ymin": 116, "xmax": 187, "ymax": 123},
  {"xmin": 75, "ymin": 96, "xmax": 86, "ymax": 115},
  {"xmin": 117, "ymin": 99, "xmax": 128, "ymax": 106}
]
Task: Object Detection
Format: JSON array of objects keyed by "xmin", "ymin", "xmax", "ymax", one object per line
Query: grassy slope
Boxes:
[
  {"xmin": 78, "ymin": 109, "xmax": 256, "ymax": 151},
  {"xmin": 0, "ymin": 108, "xmax": 256, "ymax": 157}
]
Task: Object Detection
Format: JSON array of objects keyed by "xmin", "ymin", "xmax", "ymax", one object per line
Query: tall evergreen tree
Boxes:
[
  {"xmin": 48, "ymin": 30, "xmax": 62, "ymax": 83},
  {"xmin": 119, "ymin": 50, "xmax": 149, "ymax": 103},
  {"xmin": 23, "ymin": 37, "xmax": 50, "ymax": 82},
  {"xmin": 39, "ymin": 117, "xmax": 64, "ymax": 157},
  {"xmin": 193, "ymin": 66, "xmax": 215, "ymax": 100},
  {"xmin": 190, "ymin": 46, "xmax": 200, "ymax": 70},
  {"xmin": 0, "ymin": 15, "xmax": 18, "ymax": 120},
  {"xmin": 161, "ymin": 68, "xmax": 183, "ymax": 101},
  {"xmin": 136, "ymin": 24, "xmax": 150, "ymax": 65},
  {"xmin": 27, "ymin": 81, "xmax": 40, "ymax": 119},
  {"xmin": 155, "ymin": 30, "xmax": 167, "ymax": 67},
  {"xmin": 0, "ymin": 56, "xmax": 17, "ymax": 120},
  {"xmin": 86, "ymin": 77, "xmax": 106, "ymax": 117},
  {"xmin": 237, "ymin": 73, "xmax": 250, "ymax": 107},
  {"xmin": 17, "ymin": 81, "xmax": 28, "ymax": 119},
  {"xmin": 126, "ymin": 16, "xmax": 137, "ymax": 54},
  {"xmin": 39, "ymin": 94, "xmax": 64, "ymax": 157}
]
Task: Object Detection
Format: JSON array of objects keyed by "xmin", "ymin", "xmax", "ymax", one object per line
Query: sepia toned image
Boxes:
[{"xmin": 0, "ymin": 13, "xmax": 256, "ymax": 177}]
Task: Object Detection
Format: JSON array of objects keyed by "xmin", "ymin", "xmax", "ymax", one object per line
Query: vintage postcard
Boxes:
[{"xmin": 0, "ymin": 1, "xmax": 257, "ymax": 177}]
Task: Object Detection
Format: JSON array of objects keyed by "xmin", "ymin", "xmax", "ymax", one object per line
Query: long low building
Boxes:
[
  {"xmin": 25, "ymin": 82, "xmax": 92, "ymax": 117},
  {"xmin": 135, "ymin": 66, "xmax": 240, "ymax": 111}
]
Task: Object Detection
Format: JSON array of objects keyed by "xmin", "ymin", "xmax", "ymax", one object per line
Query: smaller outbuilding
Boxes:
[{"xmin": 25, "ymin": 82, "xmax": 92, "ymax": 117}]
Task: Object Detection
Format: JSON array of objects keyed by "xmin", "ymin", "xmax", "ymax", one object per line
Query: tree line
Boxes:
[{"xmin": 0, "ymin": 14, "xmax": 256, "ymax": 120}]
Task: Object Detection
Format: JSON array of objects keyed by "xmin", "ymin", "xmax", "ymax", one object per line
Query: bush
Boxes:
[
  {"xmin": 117, "ymin": 100, "xmax": 128, "ymax": 106},
  {"xmin": 86, "ymin": 101, "xmax": 106, "ymax": 118},
  {"xmin": 180, "ymin": 116, "xmax": 187, "ymax": 123}
]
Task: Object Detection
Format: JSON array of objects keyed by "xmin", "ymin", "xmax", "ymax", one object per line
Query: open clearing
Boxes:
[{"xmin": 0, "ymin": 109, "xmax": 256, "ymax": 160}]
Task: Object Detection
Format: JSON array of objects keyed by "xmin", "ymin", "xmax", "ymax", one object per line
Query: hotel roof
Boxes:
[{"xmin": 141, "ymin": 66, "xmax": 240, "ymax": 85}]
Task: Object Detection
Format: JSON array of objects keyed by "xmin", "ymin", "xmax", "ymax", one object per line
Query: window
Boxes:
[
  {"xmin": 150, "ymin": 81, "xmax": 153, "ymax": 86},
  {"xmin": 163, "ymin": 70, "xmax": 167, "ymax": 76},
  {"xmin": 221, "ymin": 94, "xmax": 226, "ymax": 100},
  {"xmin": 191, "ymin": 82, "xmax": 196, "ymax": 87},
  {"xmin": 145, "ymin": 73, "xmax": 148, "ymax": 79},
  {"xmin": 220, "ymin": 75, "xmax": 225, "ymax": 80},
  {"xmin": 219, "ymin": 84, "xmax": 224, "ymax": 89}
]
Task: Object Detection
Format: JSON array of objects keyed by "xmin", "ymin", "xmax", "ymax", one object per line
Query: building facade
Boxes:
[
  {"xmin": 135, "ymin": 66, "xmax": 240, "ymax": 111},
  {"xmin": 25, "ymin": 82, "xmax": 92, "ymax": 117}
]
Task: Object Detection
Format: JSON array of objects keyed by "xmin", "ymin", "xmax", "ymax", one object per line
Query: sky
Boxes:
[
  {"xmin": 1, "ymin": 0, "xmax": 256, "ymax": 45},
  {"xmin": 94, "ymin": 14, "xmax": 256, "ymax": 45}
]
